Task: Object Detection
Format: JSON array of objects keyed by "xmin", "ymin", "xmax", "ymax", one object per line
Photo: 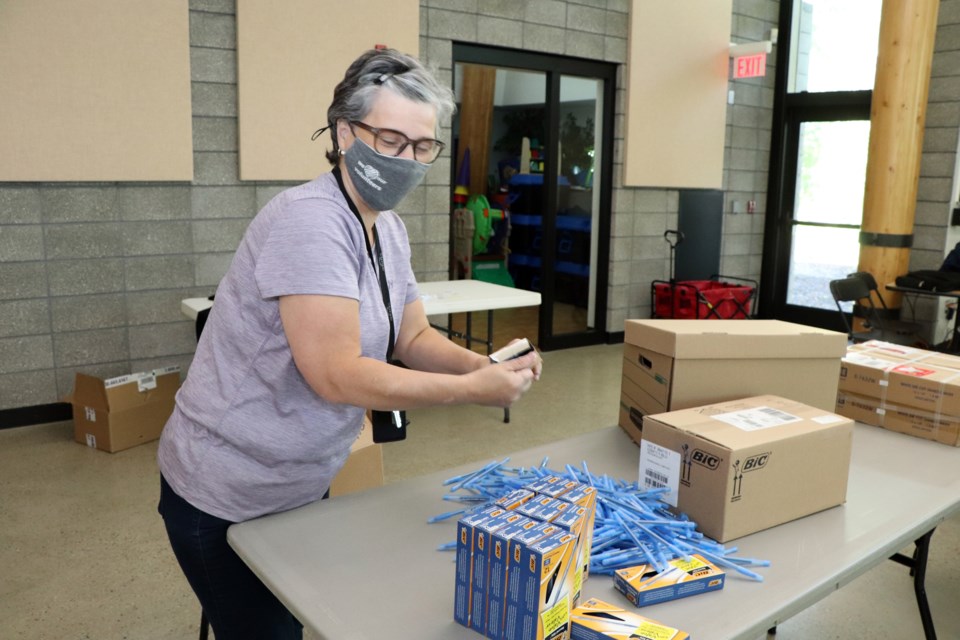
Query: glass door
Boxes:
[
  {"xmin": 552, "ymin": 75, "xmax": 602, "ymax": 338},
  {"xmin": 760, "ymin": 0, "xmax": 880, "ymax": 327},
  {"xmin": 786, "ymin": 119, "xmax": 870, "ymax": 314},
  {"xmin": 452, "ymin": 45, "xmax": 614, "ymax": 351}
]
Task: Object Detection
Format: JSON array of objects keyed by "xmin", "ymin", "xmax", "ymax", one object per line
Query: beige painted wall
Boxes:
[
  {"xmin": 0, "ymin": 0, "xmax": 193, "ymax": 182},
  {"xmin": 624, "ymin": 0, "xmax": 733, "ymax": 189},
  {"xmin": 236, "ymin": 0, "xmax": 420, "ymax": 181}
]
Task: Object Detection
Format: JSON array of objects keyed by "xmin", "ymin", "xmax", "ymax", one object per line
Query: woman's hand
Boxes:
[{"xmin": 468, "ymin": 351, "xmax": 541, "ymax": 407}]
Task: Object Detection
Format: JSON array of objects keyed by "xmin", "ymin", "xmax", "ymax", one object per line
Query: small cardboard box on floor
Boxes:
[
  {"xmin": 329, "ymin": 413, "xmax": 384, "ymax": 496},
  {"xmin": 70, "ymin": 367, "xmax": 181, "ymax": 453},
  {"xmin": 619, "ymin": 319, "xmax": 847, "ymax": 443},
  {"xmin": 639, "ymin": 395, "xmax": 854, "ymax": 542},
  {"xmin": 835, "ymin": 341, "xmax": 960, "ymax": 446}
]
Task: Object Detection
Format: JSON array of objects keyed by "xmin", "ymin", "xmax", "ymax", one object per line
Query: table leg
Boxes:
[
  {"xmin": 951, "ymin": 311, "xmax": 960, "ymax": 353},
  {"xmin": 429, "ymin": 308, "xmax": 509, "ymax": 423},
  {"xmin": 484, "ymin": 309, "xmax": 509, "ymax": 424},
  {"xmin": 889, "ymin": 528, "xmax": 938, "ymax": 640}
]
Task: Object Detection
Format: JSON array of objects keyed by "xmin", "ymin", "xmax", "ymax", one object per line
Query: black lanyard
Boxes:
[{"xmin": 332, "ymin": 167, "xmax": 396, "ymax": 362}]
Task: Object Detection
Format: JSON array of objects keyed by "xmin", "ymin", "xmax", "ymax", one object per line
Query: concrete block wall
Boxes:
[
  {"xmin": 605, "ymin": 0, "xmax": 778, "ymax": 331},
  {"xmin": 0, "ymin": 1, "xmax": 273, "ymax": 411},
  {"xmin": 7, "ymin": 1, "xmax": 956, "ymax": 411},
  {"xmin": 0, "ymin": 0, "xmax": 778, "ymax": 411},
  {"xmin": 908, "ymin": 0, "xmax": 960, "ymax": 341},
  {"xmin": 915, "ymin": 0, "xmax": 960, "ymax": 270}
]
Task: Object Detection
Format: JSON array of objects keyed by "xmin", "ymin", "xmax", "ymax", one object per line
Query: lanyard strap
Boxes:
[{"xmin": 332, "ymin": 167, "xmax": 396, "ymax": 362}]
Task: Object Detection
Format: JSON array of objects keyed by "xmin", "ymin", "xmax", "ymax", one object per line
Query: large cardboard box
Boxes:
[
  {"xmin": 639, "ymin": 395, "xmax": 854, "ymax": 542},
  {"xmin": 836, "ymin": 389, "xmax": 960, "ymax": 447},
  {"xmin": 329, "ymin": 414, "xmax": 384, "ymax": 497},
  {"xmin": 70, "ymin": 367, "xmax": 181, "ymax": 453},
  {"xmin": 620, "ymin": 319, "xmax": 847, "ymax": 443},
  {"xmin": 838, "ymin": 341, "xmax": 960, "ymax": 418}
]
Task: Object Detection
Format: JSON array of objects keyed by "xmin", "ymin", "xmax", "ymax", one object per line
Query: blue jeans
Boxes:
[{"xmin": 158, "ymin": 475, "xmax": 303, "ymax": 640}]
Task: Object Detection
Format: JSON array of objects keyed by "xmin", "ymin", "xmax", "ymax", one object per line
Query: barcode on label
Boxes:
[
  {"xmin": 756, "ymin": 407, "xmax": 796, "ymax": 421},
  {"xmin": 645, "ymin": 469, "xmax": 669, "ymax": 488}
]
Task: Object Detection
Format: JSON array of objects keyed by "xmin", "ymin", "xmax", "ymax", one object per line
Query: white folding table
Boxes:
[
  {"xmin": 417, "ymin": 279, "xmax": 541, "ymax": 354},
  {"xmin": 227, "ymin": 423, "xmax": 960, "ymax": 640},
  {"xmin": 182, "ymin": 280, "xmax": 541, "ymax": 422}
]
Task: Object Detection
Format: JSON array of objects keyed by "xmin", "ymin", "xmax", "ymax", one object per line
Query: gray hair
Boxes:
[{"xmin": 322, "ymin": 48, "xmax": 456, "ymax": 165}]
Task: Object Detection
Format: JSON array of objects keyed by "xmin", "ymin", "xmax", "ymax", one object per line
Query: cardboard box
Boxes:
[
  {"xmin": 639, "ymin": 395, "xmax": 853, "ymax": 542},
  {"xmin": 329, "ymin": 414, "xmax": 384, "ymax": 497},
  {"xmin": 70, "ymin": 367, "xmax": 180, "ymax": 453},
  {"xmin": 508, "ymin": 530, "xmax": 578, "ymax": 640},
  {"xmin": 487, "ymin": 515, "xmax": 539, "ymax": 640},
  {"xmin": 835, "ymin": 389, "xmax": 960, "ymax": 447},
  {"xmin": 570, "ymin": 598, "xmax": 690, "ymax": 640},
  {"xmin": 838, "ymin": 341, "xmax": 960, "ymax": 419},
  {"xmin": 471, "ymin": 512, "xmax": 528, "ymax": 633},
  {"xmin": 613, "ymin": 554, "xmax": 725, "ymax": 607},
  {"xmin": 502, "ymin": 522, "xmax": 563, "ymax": 638},
  {"xmin": 557, "ymin": 483, "xmax": 598, "ymax": 580},
  {"xmin": 454, "ymin": 506, "xmax": 508, "ymax": 628},
  {"xmin": 619, "ymin": 319, "xmax": 847, "ymax": 444}
]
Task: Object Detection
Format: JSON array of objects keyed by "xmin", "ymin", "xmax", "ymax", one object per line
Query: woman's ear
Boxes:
[{"xmin": 336, "ymin": 119, "xmax": 352, "ymax": 150}]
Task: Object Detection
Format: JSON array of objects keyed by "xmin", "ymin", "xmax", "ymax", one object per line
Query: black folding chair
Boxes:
[{"xmin": 830, "ymin": 275, "xmax": 923, "ymax": 346}]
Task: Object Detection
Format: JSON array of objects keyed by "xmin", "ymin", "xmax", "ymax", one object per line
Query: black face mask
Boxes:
[{"xmin": 343, "ymin": 138, "xmax": 429, "ymax": 211}]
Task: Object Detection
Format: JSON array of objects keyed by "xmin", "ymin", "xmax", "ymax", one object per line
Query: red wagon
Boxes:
[{"xmin": 651, "ymin": 276, "xmax": 757, "ymax": 319}]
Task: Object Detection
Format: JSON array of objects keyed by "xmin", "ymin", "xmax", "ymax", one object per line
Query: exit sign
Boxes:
[{"xmin": 733, "ymin": 52, "xmax": 766, "ymax": 79}]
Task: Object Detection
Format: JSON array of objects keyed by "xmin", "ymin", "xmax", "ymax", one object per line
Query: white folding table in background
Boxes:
[{"xmin": 182, "ymin": 280, "xmax": 541, "ymax": 423}]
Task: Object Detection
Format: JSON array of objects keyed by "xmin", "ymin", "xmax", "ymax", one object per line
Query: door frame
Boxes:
[
  {"xmin": 758, "ymin": 0, "xmax": 873, "ymax": 330},
  {"xmin": 451, "ymin": 43, "xmax": 616, "ymax": 351}
]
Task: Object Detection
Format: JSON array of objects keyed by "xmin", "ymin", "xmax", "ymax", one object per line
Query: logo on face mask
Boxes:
[
  {"xmin": 354, "ymin": 160, "xmax": 386, "ymax": 191},
  {"xmin": 342, "ymin": 137, "xmax": 428, "ymax": 211}
]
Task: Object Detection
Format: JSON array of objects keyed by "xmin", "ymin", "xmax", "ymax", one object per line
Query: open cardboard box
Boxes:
[{"xmin": 69, "ymin": 367, "xmax": 181, "ymax": 453}]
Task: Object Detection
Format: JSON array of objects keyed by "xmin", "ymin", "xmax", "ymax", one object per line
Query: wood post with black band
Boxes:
[{"xmin": 858, "ymin": 0, "xmax": 940, "ymax": 314}]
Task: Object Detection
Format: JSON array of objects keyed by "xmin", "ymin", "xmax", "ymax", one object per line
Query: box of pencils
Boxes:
[
  {"xmin": 614, "ymin": 554, "xmax": 725, "ymax": 607},
  {"xmin": 454, "ymin": 506, "xmax": 507, "ymax": 628},
  {"xmin": 506, "ymin": 530, "xmax": 578, "ymax": 640},
  {"xmin": 570, "ymin": 598, "xmax": 690, "ymax": 640}
]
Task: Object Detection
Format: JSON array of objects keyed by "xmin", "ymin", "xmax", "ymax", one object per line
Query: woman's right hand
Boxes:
[{"xmin": 468, "ymin": 352, "xmax": 540, "ymax": 408}]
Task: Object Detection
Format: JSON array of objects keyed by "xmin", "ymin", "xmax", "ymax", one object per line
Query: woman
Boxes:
[{"xmin": 157, "ymin": 48, "xmax": 542, "ymax": 639}]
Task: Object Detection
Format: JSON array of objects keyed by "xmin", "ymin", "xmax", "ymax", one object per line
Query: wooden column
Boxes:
[
  {"xmin": 456, "ymin": 64, "xmax": 496, "ymax": 197},
  {"xmin": 858, "ymin": 0, "xmax": 939, "ymax": 308}
]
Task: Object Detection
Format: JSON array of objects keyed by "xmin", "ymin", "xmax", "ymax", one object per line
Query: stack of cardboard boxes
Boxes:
[
  {"xmin": 835, "ymin": 340, "xmax": 960, "ymax": 447},
  {"xmin": 620, "ymin": 320, "xmax": 855, "ymax": 543}
]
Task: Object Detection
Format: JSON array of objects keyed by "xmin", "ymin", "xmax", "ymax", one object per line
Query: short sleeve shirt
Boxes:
[{"xmin": 157, "ymin": 172, "xmax": 419, "ymax": 522}]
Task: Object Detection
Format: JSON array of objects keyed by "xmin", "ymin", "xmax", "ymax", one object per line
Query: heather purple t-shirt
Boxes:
[{"xmin": 157, "ymin": 172, "xmax": 419, "ymax": 522}]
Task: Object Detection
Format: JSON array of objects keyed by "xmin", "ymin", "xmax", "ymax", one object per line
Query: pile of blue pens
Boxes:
[{"xmin": 429, "ymin": 457, "xmax": 769, "ymax": 582}]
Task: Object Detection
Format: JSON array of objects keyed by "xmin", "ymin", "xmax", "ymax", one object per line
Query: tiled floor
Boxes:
[{"xmin": 2, "ymin": 342, "xmax": 958, "ymax": 639}]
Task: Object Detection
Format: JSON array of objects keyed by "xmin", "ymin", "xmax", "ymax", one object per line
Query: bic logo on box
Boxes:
[
  {"xmin": 743, "ymin": 452, "xmax": 771, "ymax": 473},
  {"xmin": 691, "ymin": 449, "xmax": 721, "ymax": 470}
]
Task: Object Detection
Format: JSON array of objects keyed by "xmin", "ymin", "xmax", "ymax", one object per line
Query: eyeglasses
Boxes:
[{"xmin": 349, "ymin": 121, "xmax": 445, "ymax": 164}]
